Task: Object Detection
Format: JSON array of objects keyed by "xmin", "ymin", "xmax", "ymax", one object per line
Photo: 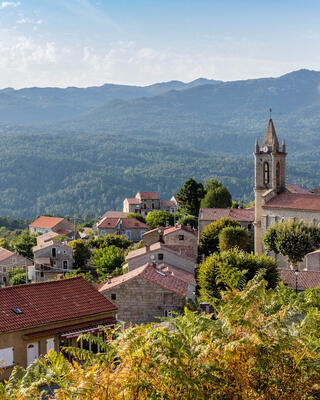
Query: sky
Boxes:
[{"xmin": 0, "ymin": 0, "xmax": 320, "ymax": 88}]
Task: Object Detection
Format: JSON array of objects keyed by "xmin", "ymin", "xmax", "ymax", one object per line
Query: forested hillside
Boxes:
[{"xmin": 0, "ymin": 69, "xmax": 320, "ymax": 218}]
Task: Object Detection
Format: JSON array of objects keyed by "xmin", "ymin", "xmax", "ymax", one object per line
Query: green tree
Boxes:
[
  {"xmin": 146, "ymin": 210, "xmax": 174, "ymax": 229},
  {"xmin": 200, "ymin": 178, "xmax": 232, "ymax": 209},
  {"xmin": 178, "ymin": 214, "xmax": 198, "ymax": 228},
  {"xmin": 68, "ymin": 239, "xmax": 91, "ymax": 268},
  {"xmin": 126, "ymin": 213, "xmax": 146, "ymax": 223},
  {"xmin": 92, "ymin": 245, "xmax": 125, "ymax": 280},
  {"xmin": 218, "ymin": 226, "xmax": 250, "ymax": 252},
  {"xmin": 0, "ymin": 237, "xmax": 11, "ymax": 250},
  {"xmin": 176, "ymin": 178, "xmax": 205, "ymax": 217},
  {"xmin": 199, "ymin": 217, "xmax": 241, "ymax": 256},
  {"xmin": 198, "ymin": 248, "xmax": 279, "ymax": 301},
  {"xmin": 7, "ymin": 267, "xmax": 27, "ymax": 285},
  {"xmin": 87, "ymin": 234, "xmax": 132, "ymax": 250},
  {"xmin": 10, "ymin": 230, "xmax": 37, "ymax": 259},
  {"xmin": 263, "ymin": 219, "xmax": 320, "ymax": 268}
]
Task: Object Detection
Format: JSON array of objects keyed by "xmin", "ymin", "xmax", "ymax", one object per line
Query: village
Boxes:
[{"xmin": 1, "ymin": 117, "xmax": 320, "ymax": 382}]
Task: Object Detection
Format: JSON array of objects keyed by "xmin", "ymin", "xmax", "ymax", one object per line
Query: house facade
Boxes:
[
  {"xmin": 29, "ymin": 216, "xmax": 75, "ymax": 238},
  {"xmin": 96, "ymin": 217, "xmax": 148, "ymax": 242},
  {"xmin": 99, "ymin": 263, "xmax": 194, "ymax": 326},
  {"xmin": 0, "ymin": 248, "xmax": 32, "ymax": 286},
  {"xmin": 125, "ymin": 242, "xmax": 196, "ymax": 274},
  {"xmin": 123, "ymin": 191, "xmax": 178, "ymax": 217},
  {"xmin": 0, "ymin": 277, "xmax": 116, "ymax": 380},
  {"xmin": 32, "ymin": 240, "xmax": 73, "ymax": 280}
]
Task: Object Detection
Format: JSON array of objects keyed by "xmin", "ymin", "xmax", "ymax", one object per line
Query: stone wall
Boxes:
[{"xmin": 101, "ymin": 276, "xmax": 185, "ymax": 326}]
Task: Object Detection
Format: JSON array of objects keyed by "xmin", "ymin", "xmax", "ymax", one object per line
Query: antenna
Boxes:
[{"xmin": 269, "ymin": 108, "xmax": 272, "ymax": 119}]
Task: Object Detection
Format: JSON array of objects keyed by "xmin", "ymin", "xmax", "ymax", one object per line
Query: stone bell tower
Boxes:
[{"xmin": 254, "ymin": 117, "xmax": 287, "ymax": 255}]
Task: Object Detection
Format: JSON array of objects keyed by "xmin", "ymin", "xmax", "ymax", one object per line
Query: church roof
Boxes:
[
  {"xmin": 261, "ymin": 118, "xmax": 279, "ymax": 151},
  {"xmin": 263, "ymin": 191, "xmax": 320, "ymax": 211}
]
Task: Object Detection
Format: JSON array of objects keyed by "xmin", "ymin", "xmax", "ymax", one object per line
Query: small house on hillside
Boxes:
[
  {"xmin": 29, "ymin": 216, "xmax": 75, "ymax": 238},
  {"xmin": 0, "ymin": 248, "xmax": 32, "ymax": 286},
  {"xmin": 99, "ymin": 263, "xmax": 195, "ymax": 326},
  {"xmin": 96, "ymin": 217, "xmax": 148, "ymax": 242},
  {"xmin": 0, "ymin": 277, "xmax": 117, "ymax": 380},
  {"xmin": 123, "ymin": 192, "xmax": 178, "ymax": 217}
]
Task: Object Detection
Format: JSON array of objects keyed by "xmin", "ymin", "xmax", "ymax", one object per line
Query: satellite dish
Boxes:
[{"xmin": 150, "ymin": 255, "xmax": 155, "ymax": 260}]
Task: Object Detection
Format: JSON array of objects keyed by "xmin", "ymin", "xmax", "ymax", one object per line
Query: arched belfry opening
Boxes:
[
  {"xmin": 264, "ymin": 162, "xmax": 269, "ymax": 185},
  {"xmin": 276, "ymin": 161, "xmax": 281, "ymax": 187}
]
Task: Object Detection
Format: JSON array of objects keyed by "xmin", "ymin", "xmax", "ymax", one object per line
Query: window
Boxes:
[
  {"xmin": 276, "ymin": 161, "xmax": 281, "ymax": 187},
  {"xmin": 178, "ymin": 234, "xmax": 184, "ymax": 241},
  {"xmin": 264, "ymin": 162, "xmax": 269, "ymax": 185},
  {"xmin": 40, "ymin": 264, "xmax": 44, "ymax": 271},
  {"xmin": 46, "ymin": 338, "xmax": 55, "ymax": 353},
  {"xmin": 51, "ymin": 248, "xmax": 57, "ymax": 258},
  {"xmin": 111, "ymin": 293, "xmax": 116, "ymax": 300},
  {"xmin": 3, "ymin": 276, "xmax": 6, "ymax": 283},
  {"xmin": 143, "ymin": 203, "xmax": 147, "ymax": 209},
  {"xmin": 126, "ymin": 230, "xmax": 131, "ymax": 240},
  {"xmin": 158, "ymin": 253, "xmax": 164, "ymax": 261},
  {"xmin": 3, "ymin": 267, "xmax": 6, "ymax": 273},
  {"xmin": 164, "ymin": 310, "xmax": 174, "ymax": 317},
  {"xmin": 247, "ymin": 223, "xmax": 252, "ymax": 230},
  {"xmin": 0, "ymin": 347, "xmax": 14, "ymax": 367},
  {"xmin": 40, "ymin": 272, "xmax": 44, "ymax": 278},
  {"xmin": 63, "ymin": 261, "xmax": 68, "ymax": 270},
  {"xmin": 152, "ymin": 203, "xmax": 155, "ymax": 209}
]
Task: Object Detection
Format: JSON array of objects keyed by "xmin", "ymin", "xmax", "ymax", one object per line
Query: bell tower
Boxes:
[{"xmin": 254, "ymin": 117, "xmax": 287, "ymax": 255}]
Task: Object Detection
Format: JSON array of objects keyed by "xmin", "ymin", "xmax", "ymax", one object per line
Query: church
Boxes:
[{"xmin": 254, "ymin": 118, "xmax": 320, "ymax": 270}]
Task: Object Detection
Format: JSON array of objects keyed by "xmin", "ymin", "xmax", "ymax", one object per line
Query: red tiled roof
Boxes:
[
  {"xmin": 29, "ymin": 216, "xmax": 64, "ymax": 228},
  {"xmin": 137, "ymin": 192, "xmax": 160, "ymax": 200},
  {"xmin": 280, "ymin": 269, "xmax": 320, "ymax": 291},
  {"xmin": 286, "ymin": 184, "xmax": 310, "ymax": 194},
  {"xmin": 161, "ymin": 199, "xmax": 177, "ymax": 208},
  {"xmin": 56, "ymin": 229, "xmax": 71, "ymax": 235},
  {"xmin": 264, "ymin": 192, "xmax": 320, "ymax": 211},
  {"xmin": 125, "ymin": 198, "xmax": 141, "ymax": 205},
  {"xmin": 99, "ymin": 264, "xmax": 188, "ymax": 297},
  {"xmin": 97, "ymin": 217, "xmax": 147, "ymax": 230},
  {"xmin": 163, "ymin": 224, "xmax": 198, "ymax": 237},
  {"xmin": 310, "ymin": 188, "xmax": 320, "ymax": 193},
  {"xmin": 199, "ymin": 208, "xmax": 254, "ymax": 222},
  {"xmin": 101, "ymin": 211, "xmax": 128, "ymax": 219},
  {"xmin": 158, "ymin": 263, "xmax": 196, "ymax": 286},
  {"xmin": 0, "ymin": 277, "xmax": 117, "ymax": 333},
  {"xmin": 126, "ymin": 242, "xmax": 195, "ymax": 261},
  {"xmin": 36, "ymin": 231, "xmax": 60, "ymax": 245},
  {"xmin": 0, "ymin": 247, "xmax": 14, "ymax": 262}
]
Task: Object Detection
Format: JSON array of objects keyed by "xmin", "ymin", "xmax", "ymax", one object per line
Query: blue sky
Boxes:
[{"xmin": 0, "ymin": 0, "xmax": 319, "ymax": 88}]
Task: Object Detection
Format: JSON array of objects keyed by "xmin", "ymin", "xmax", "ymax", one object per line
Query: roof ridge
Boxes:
[{"xmin": 0, "ymin": 276, "xmax": 83, "ymax": 291}]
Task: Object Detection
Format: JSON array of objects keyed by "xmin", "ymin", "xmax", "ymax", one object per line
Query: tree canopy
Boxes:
[
  {"xmin": 10, "ymin": 230, "xmax": 37, "ymax": 259},
  {"xmin": 91, "ymin": 245, "xmax": 125, "ymax": 280},
  {"xmin": 68, "ymin": 239, "xmax": 91, "ymax": 268},
  {"xmin": 218, "ymin": 226, "xmax": 250, "ymax": 252},
  {"xmin": 145, "ymin": 210, "xmax": 174, "ymax": 230},
  {"xmin": 201, "ymin": 178, "xmax": 232, "ymax": 209},
  {"xmin": 263, "ymin": 219, "xmax": 320, "ymax": 267},
  {"xmin": 126, "ymin": 213, "xmax": 146, "ymax": 223},
  {"xmin": 199, "ymin": 217, "xmax": 241, "ymax": 256},
  {"xmin": 198, "ymin": 247, "xmax": 279, "ymax": 301},
  {"xmin": 176, "ymin": 178, "xmax": 205, "ymax": 217}
]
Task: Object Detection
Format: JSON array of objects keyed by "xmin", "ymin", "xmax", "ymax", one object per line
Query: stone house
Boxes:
[
  {"xmin": 29, "ymin": 216, "xmax": 75, "ymax": 238},
  {"xmin": 32, "ymin": 240, "xmax": 73, "ymax": 280},
  {"xmin": 0, "ymin": 248, "xmax": 32, "ymax": 286},
  {"xmin": 0, "ymin": 277, "xmax": 116, "ymax": 380},
  {"xmin": 95, "ymin": 217, "xmax": 148, "ymax": 242},
  {"xmin": 123, "ymin": 192, "xmax": 178, "ymax": 217},
  {"xmin": 198, "ymin": 208, "xmax": 255, "ymax": 251},
  {"xmin": 125, "ymin": 242, "xmax": 196, "ymax": 274},
  {"xmin": 99, "ymin": 263, "xmax": 195, "ymax": 326},
  {"xmin": 143, "ymin": 224, "xmax": 198, "ymax": 257}
]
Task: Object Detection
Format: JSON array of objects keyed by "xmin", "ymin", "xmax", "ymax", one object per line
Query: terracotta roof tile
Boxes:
[
  {"xmin": 199, "ymin": 208, "xmax": 254, "ymax": 222},
  {"xmin": 286, "ymin": 184, "xmax": 310, "ymax": 194},
  {"xmin": 29, "ymin": 216, "xmax": 64, "ymax": 229},
  {"xmin": 158, "ymin": 263, "xmax": 196, "ymax": 286},
  {"xmin": 280, "ymin": 269, "xmax": 320, "ymax": 291},
  {"xmin": 0, "ymin": 277, "xmax": 117, "ymax": 333},
  {"xmin": 101, "ymin": 211, "xmax": 128, "ymax": 219},
  {"xmin": 0, "ymin": 247, "xmax": 14, "ymax": 262},
  {"xmin": 97, "ymin": 217, "xmax": 148, "ymax": 230},
  {"xmin": 163, "ymin": 224, "xmax": 198, "ymax": 237},
  {"xmin": 99, "ymin": 264, "xmax": 188, "ymax": 297},
  {"xmin": 125, "ymin": 198, "xmax": 141, "ymax": 205},
  {"xmin": 97, "ymin": 217, "xmax": 119, "ymax": 229},
  {"xmin": 264, "ymin": 192, "xmax": 320, "ymax": 211},
  {"xmin": 136, "ymin": 192, "xmax": 160, "ymax": 200},
  {"xmin": 126, "ymin": 242, "xmax": 195, "ymax": 261},
  {"xmin": 36, "ymin": 231, "xmax": 60, "ymax": 245}
]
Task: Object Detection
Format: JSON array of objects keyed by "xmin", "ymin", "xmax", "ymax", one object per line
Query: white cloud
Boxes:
[
  {"xmin": 17, "ymin": 18, "xmax": 43, "ymax": 25},
  {"xmin": 0, "ymin": 1, "xmax": 20, "ymax": 9}
]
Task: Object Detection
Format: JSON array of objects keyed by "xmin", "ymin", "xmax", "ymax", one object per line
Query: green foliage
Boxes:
[
  {"xmin": 201, "ymin": 178, "xmax": 232, "ymax": 208},
  {"xmin": 7, "ymin": 267, "xmax": 27, "ymax": 285},
  {"xmin": 87, "ymin": 234, "xmax": 132, "ymax": 250},
  {"xmin": 145, "ymin": 210, "xmax": 174, "ymax": 229},
  {"xmin": 0, "ymin": 237, "xmax": 11, "ymax": 250},
  {"xmin": 64, "ymin": 269, "xmax": 95, "ymax": 282},
  {"xmin": 178, "ymin": 214, "xmax": 198, "ymax": 228},
  {"xmin": 68, "ymin": 239, "xmax": 91, "ymax": 268},
  {"xmin": 3, "ymin": 272, "xmax": 320, "ymax": 399},
  {"xmin": 263, "ymin": 219, "xmax": 320, "ymax": 266},
  {"xmin": 10, "ymin": 230, "xmax": 37, "ymax": 259},
  {"xmin": 218, "ymin": 225, "xmax": 250, "ymax": 252},
  {"xmin": 198, "ymin": 248, "xmax": 279, "ymax": 301},
  {"xmin": 176, "ymin": 178, "xmax": 205, "ymax": 217},
  {"xmin": 92, "ymin": 245, "xmax": 125, "ymax": 280},
  {"xmin": 199, "ymin": 217, "xmax": 241, "ymax": 256},
  {"xmin": 125, "ymin": 213, "xmax": 146, "ymax": 223}
]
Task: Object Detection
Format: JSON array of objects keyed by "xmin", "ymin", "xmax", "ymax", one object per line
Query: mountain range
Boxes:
[{"xmin": 0, "ymin": 69, "xmax": 320, "ymax": 218}]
